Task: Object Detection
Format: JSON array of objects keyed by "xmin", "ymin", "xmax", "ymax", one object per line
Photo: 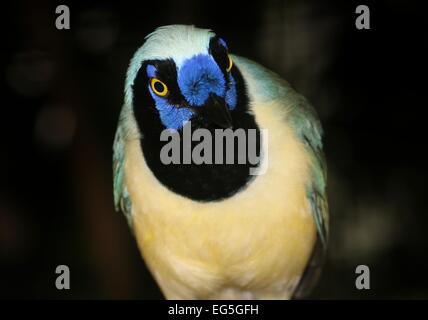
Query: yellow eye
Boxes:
[
  {"xmin": 226, "ymin": 54, "xmax": 233, "ymax": 73},
  {"xmin": 150, "ymin": 78, "xmax": 168, "ymax": 97}
]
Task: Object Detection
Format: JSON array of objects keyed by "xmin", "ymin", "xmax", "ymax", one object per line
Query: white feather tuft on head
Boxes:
[{"xmin": 124, "ymin": 25, "xmax": 215, "ymax": 108}]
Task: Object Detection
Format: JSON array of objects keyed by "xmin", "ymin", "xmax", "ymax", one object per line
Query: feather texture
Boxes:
[
  {"xmin": 233, "ymin": 55, "xmax": 329, "ymax": 246},
  {"xmin": 113, "ymin": 110, "xmax": 133, "ymax": 227},
  {"xmin": 112, "ymin": 26, "xmax": 328, "ymax": 299},
  {"xmin": 233, "ymin": 56, "xmax": 328, "ymax": 297}
]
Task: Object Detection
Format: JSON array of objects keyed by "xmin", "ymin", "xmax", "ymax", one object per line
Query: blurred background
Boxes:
[{"xmin": 0, "ymin": 0, "xmax": 427, "ymax": 299}]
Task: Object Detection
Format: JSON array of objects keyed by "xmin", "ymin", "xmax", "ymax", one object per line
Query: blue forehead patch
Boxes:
[{"xmin": 177, "ymin": 54, "xmax": 226, "ymax": 106}]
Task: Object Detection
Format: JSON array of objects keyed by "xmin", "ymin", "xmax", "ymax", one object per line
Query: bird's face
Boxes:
[
  {"xmin": 126, "ymin": 26, "xmax": 259, "ymax": 201},
  {"xmin": 128, "ymin": 26, "xmax": 239, "ymax": 130}
]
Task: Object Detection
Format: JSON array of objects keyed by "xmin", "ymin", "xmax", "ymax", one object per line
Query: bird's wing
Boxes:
[
  {"xmin": 113, "ymin": 120, "xmax": 133, "ymax": 228},
  {"xmin": 286, "ymin": 88, "xmax": 329, "ymax": 298},
  {"xmin": 234, "ymin": 56, "xmax": 329, "ymax": 296},
  {"xmin": 287, "ymin": 93, "xmax": 329, "ymax": 246}
]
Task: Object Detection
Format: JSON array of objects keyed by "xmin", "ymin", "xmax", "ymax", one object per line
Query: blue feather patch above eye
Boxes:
[
  {"xmin": 218, "ymin": 38, "xmax": 228, "ymax": 49},
  {"xmin": 146, "ymin": 65, "xmax": 157, "ymax": 78},
  {"xmin": 178, "ymin": 54, "xmax": 226, "ymax": 106}
]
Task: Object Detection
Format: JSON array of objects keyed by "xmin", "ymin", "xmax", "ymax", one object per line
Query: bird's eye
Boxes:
[
  {"xmin": 150, "ymin": 78, "xmax": 169, "ymax": 97},
  {"xmin": 226, "ymin": 54, "xmax": 233, "ymax": 73}
]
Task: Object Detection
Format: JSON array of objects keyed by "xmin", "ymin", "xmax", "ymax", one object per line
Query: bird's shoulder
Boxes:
[{"xmin": 233, "ymin": 55, "xmax": 323, "ymax": 150}]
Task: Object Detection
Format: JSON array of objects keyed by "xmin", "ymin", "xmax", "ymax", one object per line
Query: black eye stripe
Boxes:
[{"xmin": 209, "ymin": 36, "xmax": 229, "ymax": 76}]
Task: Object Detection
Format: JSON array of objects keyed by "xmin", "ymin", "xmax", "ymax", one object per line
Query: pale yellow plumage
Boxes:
[{"xmin": 122, "ymin": 59, "xmax": 317, "ymax": 299}]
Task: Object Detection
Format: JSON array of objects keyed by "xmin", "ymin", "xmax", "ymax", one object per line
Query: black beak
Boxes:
[{"xmin": 195, "ymin": 94, "xmax": 233, "ymax": 129}]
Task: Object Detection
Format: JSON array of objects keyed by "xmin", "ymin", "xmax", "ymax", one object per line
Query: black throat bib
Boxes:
[{"xmin": 132, "ymin": 63, "xmax": 261, "ymax": 202}]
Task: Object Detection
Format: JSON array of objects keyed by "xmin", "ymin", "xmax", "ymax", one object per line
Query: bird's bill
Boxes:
[{"xmin": 195, "ymin": 94, "xmax": 233, "ymax": 129}]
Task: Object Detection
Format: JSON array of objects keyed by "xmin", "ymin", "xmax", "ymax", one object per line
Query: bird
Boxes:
[{"xmin": 113, "ymin": 25, "xmax": 328, "ymax": 300}]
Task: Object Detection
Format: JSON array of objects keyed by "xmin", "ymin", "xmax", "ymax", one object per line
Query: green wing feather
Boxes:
[
  {"xmin": 288, "ymin": 94, "xmax": 329, "ymax": 247},
  {"xmin": 234, "ymin": 55, "xmax": 329, "ymax": 246},
  {"xmin": 113, "ymin": 119, "xmax": 133, "ymax": 228},
  {"xmin": 287, "ymin": 97, "xmax": 329, "ymax": 297}
]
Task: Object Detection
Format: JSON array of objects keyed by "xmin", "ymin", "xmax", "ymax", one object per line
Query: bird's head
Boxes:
[
  {"xmin": 121, "ymin": 25, "xmax": 260, "ymax": 201},
  {"xmin": 125, "ymin": 25, "xmax": 241, "ymax": 131}
]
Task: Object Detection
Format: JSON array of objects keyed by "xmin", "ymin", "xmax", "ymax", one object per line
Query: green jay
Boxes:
[{"xmin": 113, "ymin": 25, "xmax": 328, "ymax": 299}]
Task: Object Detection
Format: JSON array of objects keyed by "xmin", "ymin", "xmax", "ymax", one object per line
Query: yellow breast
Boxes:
[{"xmin": 124, "ymin": 97, "xmax": 316, "ymax": 299}]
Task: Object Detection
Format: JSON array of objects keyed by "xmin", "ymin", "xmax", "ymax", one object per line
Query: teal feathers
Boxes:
[
  {"xmin": 233, "ymin": 55, "xmax": 329, "ymax": 248},
  {"xmin": 113, "ymin": 118, "xmax": 133, "ymax": 227},
  {"xmin": 112, "ymin": 26, "xmax": 329, "ymax": 299}
]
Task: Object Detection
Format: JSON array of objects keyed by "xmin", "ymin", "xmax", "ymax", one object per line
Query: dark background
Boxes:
[{"xmin": 0, "ymin": 0, "xmax": 426, "ymax": 299}]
